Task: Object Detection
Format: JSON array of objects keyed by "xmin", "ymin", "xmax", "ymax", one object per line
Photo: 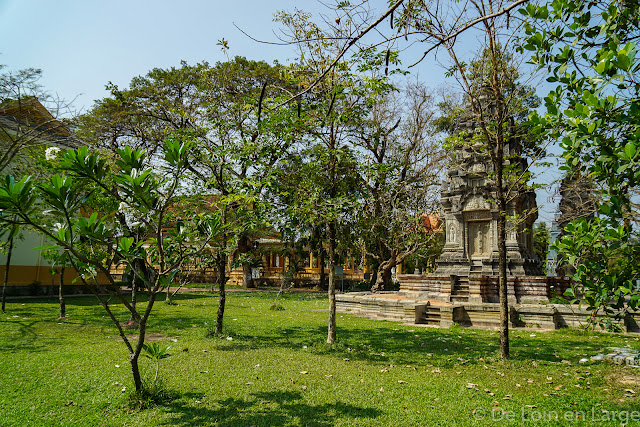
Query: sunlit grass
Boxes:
[{"xmin": 1, "ymin": 291, "xmax": 638, "ymax": 426}]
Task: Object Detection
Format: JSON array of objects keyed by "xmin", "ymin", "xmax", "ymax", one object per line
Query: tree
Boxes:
[
  {"xmin": 521, "ymin": 0, "xmax": 640, "ymax": 319},
  {"xmin": 182, "ymin": 56, "xmax": 297, "ymax": 333},
  {"xmin": 274, "ymin": 8, "xmax": 386, "ymax": 344},
  {"xmin": 41, "ymin": 248, "xmax": 72, "ymax": 319},
  {"xmin": 387, "ymin": 0, "xmax": 541, "ymax": 358},
  {"xmin": 275, "ymin": 124, "xmax": 362, "ymax": 344},
  {"xmin": 78, "ymin": 59, "xmax": 295, "ymax": 336},
  {"xmin": 532, "ymin": 221, "xmax": 549, "ymax": 269},
  {"xmin": 1, "ymin": 149, "xmax": 53, "ymax": 313},
  {"xmin": 272, "ymin": 0, "xmax": 540, "ymax": 357},
  {"xmin": 76, "ymin": 62, "xmax": 219, "ymax": 320},
  {"xmin": 0, "ymin": 140, "xmax": 218, "ymax": 395},
  {"xmin": 75, "ymin": 61, "xmax": 209, "ymax": 158},
  {"xmin": 1, "ymin": 67, "xmax": 77, "ymax": 310},
  {"xmin": 272, "ymin": 3, "xmax": 533, "ymax": 350},
  {"xmin": 356, "ymin": 80, "xmax": 446, "ymax": 292}
]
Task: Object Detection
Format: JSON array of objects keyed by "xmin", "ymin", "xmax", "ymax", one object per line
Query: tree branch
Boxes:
[
  {"xmin": 409, "ymin": 0, "xmax": 530, "ymax": 67},
  {"xmin": 272, "ymin": 0, "xmax": 405, "ymax": 109}
]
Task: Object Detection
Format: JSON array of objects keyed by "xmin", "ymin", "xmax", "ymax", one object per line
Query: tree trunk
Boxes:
[
  {"xmin": 129, "ymin": 284, "xmax": 137, "ymax": 323},
  {"xmin": 130, "ymin": 291, "xmax": 157, "ymax": 394},
  {"xmin": 129, "ymin": 258, "xmax": 144, "ymax": 323},
  {"xmin": 130, "ymin": 353, "xmax": 142, "ymax": 394},
  {"xmin": 371, "ymin": 259, "xmax": 393, "ymax": 293},
  {"xmin": 368, "ymin": 262, "xmax": 378, "ymax": 290},
  {"xmin": 238, "ymin": 235, "xmax": 254, "ymax": 288},
  {"xmin": 494, "ymin": 88, "xmax": 509, "ymax": 360},
  {"xmin": 371, "ymin": 272, "xmax": 385, "ymax": 293},
  {"xmin": 384, "ymin": 268, "xmax": 392, "ymax": 288},
  {"xmin": 497, "ymin": 209, "xmax": 509, "ymax": 359},
  {"xmin": 1, "ymin": 237, "xmax": 13, "ymax": 313},
  {"xmin": 58, "ymin": 266, "xmax": 66, "ymax": 319},
  {"xmin": 242, "ymin": 262, "xmax": 253, "ymax": 289},
  {"xmin": 215, "ymin": 254, "xmax": 227, "ymax": 335},
  {"xmin": 327, "ymin": 220, "xmax": 337, "ymax": 344}
]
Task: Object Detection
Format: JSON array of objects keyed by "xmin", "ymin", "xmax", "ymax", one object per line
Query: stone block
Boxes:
[{"xmin": 516, "ymin": 305, "xmax": 557, "ymax": 329}]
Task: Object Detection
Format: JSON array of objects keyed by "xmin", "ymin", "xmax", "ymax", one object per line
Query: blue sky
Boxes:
[
  {"xmin": 0, "ymin": 0, "xmax": 328, "ymax": 111},
  {"xmin": 0, "ymin": 0, "xmax": 561, "ymax": 223}
]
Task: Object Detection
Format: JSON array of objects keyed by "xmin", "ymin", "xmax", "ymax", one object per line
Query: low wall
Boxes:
[
  {"xmin": 336, "ymin": 292, "xmax": 428, "ymax": 323},
  {"xmin": 397, "ymin": 274, "xmax": 571, "ymax": 304},
  {"xmin": 337, "ymin": 290, "xmax": 639, "ymax": 333},
  {"xmin": 447, "ymin": 304, "xmax": 639, "ymax": 332},
  {"xmin": 229, "ymin": 269, "xmax": 364, "ymax": 288},
  {"xmin": 397, "ymin": 275, "xmax": 443, "ymax": 299},
  {"xmin": 2, "ymin": 283, "xmax": 89, "ymax": 297},
  {"xmin": 441, "ymin": 304, "xmax": 518, "ymax": 329}
]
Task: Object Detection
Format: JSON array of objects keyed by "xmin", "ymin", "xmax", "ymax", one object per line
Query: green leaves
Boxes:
[
  {"xmin": 615, "ymin": 42, "xmax": 636, "ymax": 71},
  {"xmin": 115, "ymin": 146, "xmax": 146, "ymax": 174},
  {"xmin": 0, "ymin": 222, "xmax": 19, "ymax": 242},
  {"xmin": 39, "ymin": 174, "xmax": 88, "ymax": 215},
  {"xmin": 142, "ymin": 342, "xmax": 172, "ymax": 360},
  {"xmin": 553, "ymin": 217, "xmax": 640, "ymax": 314},
  {"xmin": 523, "ymin": 0, "xmax": 640, "ymax": 317},
  {"xmin": 622, "ymin": 142, "xmax": 637, "ymax": 161},
  {"xmin": 0, "ymin": 175, "xmax": 36, "ymax": 214},
  {"xmin": 1, "ymin": 138, "xmax": 221, "ymax": 297},
  {"xmin": 163, "ymin": 138, "xmax": 191, "ymax": 167},
  {"xmin": 142, "ymin": 342, "xmax": 172, "ymax": 385},
  {"xmin": 59, "ymin": 146, "xmax": 108, "ymax": 182}
]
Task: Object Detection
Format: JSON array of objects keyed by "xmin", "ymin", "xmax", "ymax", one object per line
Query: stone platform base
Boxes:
[
  {"xmin": 335, "ymin": 292, "xmax": 434, "ymax": 324},
  {"xmin": 397, "ymin": 274, "xmax": 572, "ymax": 304},
  {"xmin": 336, "ymin": 292, "xmax": 640, "ymax": 332}
]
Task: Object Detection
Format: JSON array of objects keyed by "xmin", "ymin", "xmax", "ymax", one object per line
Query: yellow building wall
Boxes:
[{"xmin": 0, "ymin": 229, "xmax": 109, "ymax": 286}]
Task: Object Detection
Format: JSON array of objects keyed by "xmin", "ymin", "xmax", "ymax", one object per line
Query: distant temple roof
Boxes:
[
  {"xmin": 0, "ymin": 97, "xmax": 81, "ymax": 149},
  {"xmin": 420, "ymin": 213, "xmax": 441, "ymax": 232}
]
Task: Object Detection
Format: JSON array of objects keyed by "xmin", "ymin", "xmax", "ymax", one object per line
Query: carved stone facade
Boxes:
[{"xmin": 434, "ymin": 102, "xmax": 541, "ymax": 278}]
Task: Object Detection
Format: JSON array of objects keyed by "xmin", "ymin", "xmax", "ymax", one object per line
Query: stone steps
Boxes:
[
  {"xmin": 451, "ymin": 282, "xmax": 469, "ymax": 302},
  {"xmin": 417, "ymin": 306, "xmax": 442, "ymax": 325}
]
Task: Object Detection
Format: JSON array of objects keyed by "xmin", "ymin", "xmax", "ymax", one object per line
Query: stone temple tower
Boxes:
[{"xmin": 434, "ymin": 90, "xmax": 541, "ymax": 278}]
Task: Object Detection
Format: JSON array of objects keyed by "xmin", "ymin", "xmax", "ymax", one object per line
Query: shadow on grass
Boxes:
[
  {"xmin": 6, "ymin": 291, "xmax": 212, "ymax": 307},
  {"xmin": 5, "ymin": 291, "xmax": 213, "ymax": 323},
  {"xmin": 0, "ymin": 312, "xmax": 103, "ymax": 353},
  {"xmin": 209, "ymin": 322, "xmax": 633, "ymax": 367},
  {"xmin": 207, "ymin": 323, "xmax": 501, "ymax": 366},
  {"xmin": 0, "ymin": 318, "xmax": 46, "ymax": 353},
  {"xmin": 508, "ymin": 328, "xmax": 636, "ymax": 362},
  {"xmin": 160, "ymin": 390, "xmax": 382, "ymax": 426}
]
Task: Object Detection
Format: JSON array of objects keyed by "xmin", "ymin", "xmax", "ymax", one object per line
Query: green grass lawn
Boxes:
[{"xmin": 1, "ymin": 291, "xmax": 639, "ymax": 426}]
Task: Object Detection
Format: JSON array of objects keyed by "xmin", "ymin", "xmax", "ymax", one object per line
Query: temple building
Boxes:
[
  {"xmin": 332, "ymin": 90, "xmax": 635, "ymax": 331},
  {"xmin": 435, "ymin": 105, "xmax": 540, "ymax": 278}
]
